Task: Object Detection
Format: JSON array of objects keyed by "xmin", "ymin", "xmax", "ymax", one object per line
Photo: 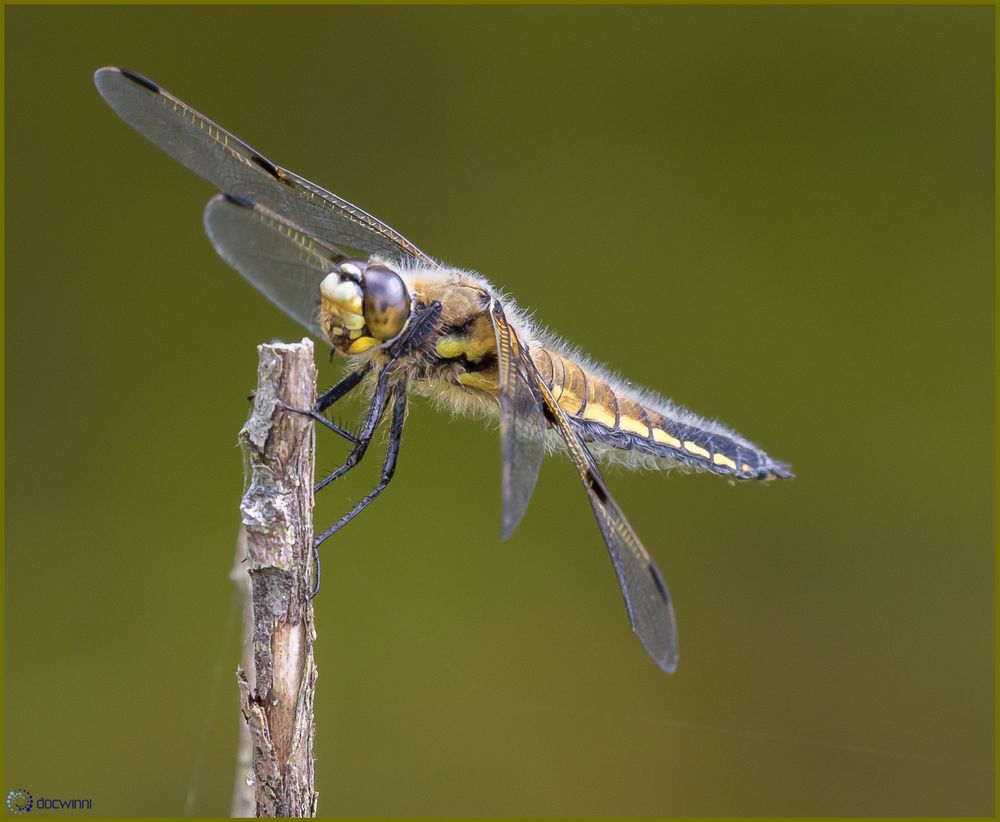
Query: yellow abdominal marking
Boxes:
[
  {"xmin": 582, "ymin": 402, "xmax": 617, "ymax": 427},
  {"xmin": 684, "ymin": 441, "xmax": 711, "ymax": 459},
  {"xmin": 619, "ymin": 415, "xmax": 648, "ymax": 436},
  {"xmin": 652, "ymin": 428, "xmax": 681, "ymax": 448},
  {"xmin": 347, "ymin": 336, "xmax": 378, "ymax": 354},
  {"xmin": 542, "ymin": 351, "xmax": 747, "ymax": 472},
  {"xmin": 713, "ymin": 453, "xmax": 737, "ymax": 470}
]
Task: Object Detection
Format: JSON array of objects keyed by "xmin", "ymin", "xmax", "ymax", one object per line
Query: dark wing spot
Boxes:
[
  {"xmin": 585, "ymin": 470, "xmax": 608, "ymax": 504},
  {"xmin": 120, "ymin": 68, "xmax": 160, "ymax": 93},
  {"xmin": 647, "ymin": 562, "xmax": 670, "ymax": 602},
  {"xmin": 251, "ymin": 154, "xmax": 281, "ymax": 179},
  {"xmin": 222, "ymin": 192, "xmax": 254, "ymax": 209}
]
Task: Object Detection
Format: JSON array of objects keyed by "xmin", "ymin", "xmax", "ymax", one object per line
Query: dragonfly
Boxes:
[{"xmin": 95, "ymin": 67, "xmax": 791, "ymax": 673}]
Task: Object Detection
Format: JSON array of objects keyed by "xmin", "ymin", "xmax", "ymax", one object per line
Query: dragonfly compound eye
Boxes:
[{"xmin": 363, "ymin": 265, "xmax": 411, "ymax": 341}]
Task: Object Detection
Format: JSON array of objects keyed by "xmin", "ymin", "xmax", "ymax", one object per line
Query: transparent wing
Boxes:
[
  {"xmin": 518, "ymin": 347, "xmax": 679, "ymax": 673},
  {"xmin": 489, "ymin": 300, "xmax": 546, "ymax": 539},
  {"xmin": 203, "ymin": 193, "xmax": 343, "ymax": 340},
  {"xmin": 94, "ymin": 66, "xmax": 435, "ymax": 265}
]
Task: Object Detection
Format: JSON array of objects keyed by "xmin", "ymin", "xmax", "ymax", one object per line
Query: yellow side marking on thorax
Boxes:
[
  {"xmin": 741, "ymin": 463, "xmax": 753, "ymax": 474},
  {"xmin": 435, "ymin": 317, "xmax": 495, "ymax": 362},
  {"xmin": 435, "ymin": 336, "xmax": 468, "ymax": 359},
  {"xmin": 684, "ymin": 441, "xmax": 711, "ymax": 459},
  {"xmin": 713, "ymin": 453, "xmax": 737, "ymax": 470},
  {"xmin": 653, "ymin": 428, "xmax": 681, "ymax": 448}
]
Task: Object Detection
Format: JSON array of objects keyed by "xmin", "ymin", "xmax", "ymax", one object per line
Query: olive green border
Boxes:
[{"xmin": 0, "ymin": 3, "xmax": 995, "ymax": 820}]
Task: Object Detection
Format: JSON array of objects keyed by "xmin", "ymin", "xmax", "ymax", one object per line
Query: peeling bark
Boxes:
[{"xmin": 235, "ymin": 339, "xmax": 318, "ymax": 818}]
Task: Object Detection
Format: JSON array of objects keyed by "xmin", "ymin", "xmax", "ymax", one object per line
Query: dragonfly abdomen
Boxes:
[{"xmin": 532, "ymin": 347, "xmax": 791, "ymax": 481}]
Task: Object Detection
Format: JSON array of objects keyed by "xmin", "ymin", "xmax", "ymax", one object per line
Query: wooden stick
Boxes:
[
  {"xmin": 236, "ymin": 339, "xmax": 318, "ymax": 817},
  {"xmin": 230, "ymin": 526, "xmax": 254, "ymax": 818}
]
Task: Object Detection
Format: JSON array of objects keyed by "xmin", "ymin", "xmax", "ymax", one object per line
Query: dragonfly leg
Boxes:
[
  {"xmin": 311, "ymin": 388, "xmax": 407, "ymax": 596},
  {"xmin": 311, "ymin": 300, "xmax": 441, "ymax": 492},
  {"xmin": 311, "ymin": 366, "xmax": 371, "ymax": 442},
  {"xmin": 280, "ymin": 366, "xmax": 370, "ymax": 443},
  {"xmin": 312, "ymin": 416, "xmax": 358, "ymax": 442},
  {"xmin": 315, "ymin": 365, "xmax": 369, "ymax": 413},
  {"xmin": 308, "ymin": 300, "xmax": 441, "ymax": 594},
  {"xmin": 313, "ymin": 361, "xmax": 395, "ymax": 493}
]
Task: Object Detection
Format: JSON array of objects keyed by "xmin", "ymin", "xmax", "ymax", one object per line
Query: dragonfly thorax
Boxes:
[{"xmin": 319, "ymin": 259, "xmax": 412, "ymax": 355}]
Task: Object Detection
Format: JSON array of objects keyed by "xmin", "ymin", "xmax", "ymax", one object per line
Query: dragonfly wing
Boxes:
[
  {"xmin": 94, "ymin": 66, "xmax": 435, "ymax": 265},
  {"xmin": 203, "ymin": 193, "xmax": 343, "ymax": 340},
  {"xmin": 518, "ymin": 348, "xmax": 679, "ymax": 672},
  {"xmin": 489, "ymin": 300, "xmax": 547, "ymax": 540}
]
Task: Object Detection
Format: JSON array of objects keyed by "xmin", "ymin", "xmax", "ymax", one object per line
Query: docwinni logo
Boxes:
[
  {"xmin": 6, "ymin": 791, "xmax": 32, "ymax": 815},
  {"xmin": 6, "ymin": 789, "xmax": 93, "ymax": 813}
]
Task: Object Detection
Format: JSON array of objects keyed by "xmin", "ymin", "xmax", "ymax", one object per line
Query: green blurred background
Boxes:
[{"xmin": 4, "ymin": 5, "xmax": 993, "ymax": 816}]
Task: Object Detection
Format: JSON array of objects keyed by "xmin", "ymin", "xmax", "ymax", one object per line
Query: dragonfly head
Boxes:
[{"xmin": 319, "ymin": 259, "xmax": 412, "ymax": 354}]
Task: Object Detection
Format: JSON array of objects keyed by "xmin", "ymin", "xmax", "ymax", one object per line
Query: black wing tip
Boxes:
[{"xmin": 114, "ymin": 67, "xmax": 160, "ymax": 94}]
